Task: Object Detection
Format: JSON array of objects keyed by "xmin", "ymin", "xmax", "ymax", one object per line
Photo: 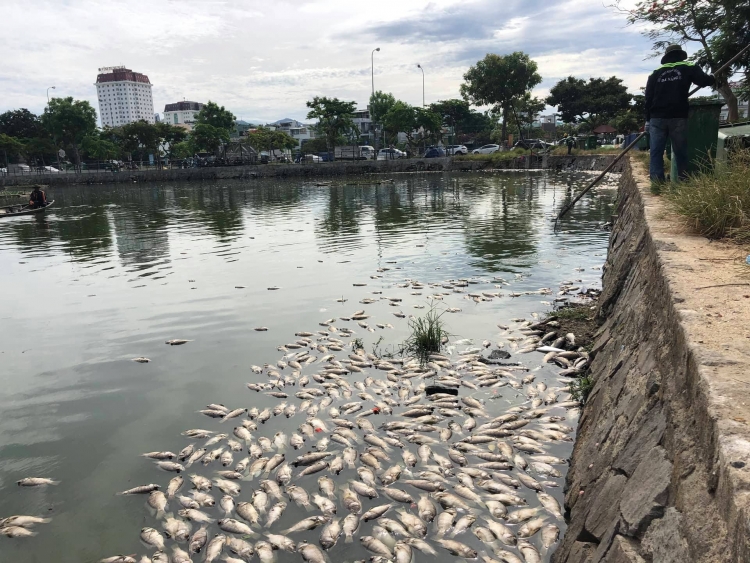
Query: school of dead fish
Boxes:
[{"xmin": 2, "ymin": 271, "xmax": 598, "ymax": 563}]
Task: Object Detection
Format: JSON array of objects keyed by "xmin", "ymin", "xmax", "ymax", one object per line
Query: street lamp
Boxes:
[
  {"xmin": 416, "ymin": 64, "xmax": 425, "ymax": 107},
  {"xmin": 371, "ymin": 48, "xmax": 380, "ymax": 97},
  {"xmin": 47, "ymin": 86, "xmax": 55, "ymax": 104}
]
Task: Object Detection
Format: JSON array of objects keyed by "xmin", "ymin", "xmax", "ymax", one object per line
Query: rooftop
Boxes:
[
  {"xmin": 96, "ymin": 67, "xmax": 150, "ymax": 84},
  {"xmin": 164, "ymin": 101, "xmax": 204, "ymax": 112}
]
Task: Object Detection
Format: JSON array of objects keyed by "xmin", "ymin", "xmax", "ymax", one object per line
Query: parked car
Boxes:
[
  {"xmin": 39, "ymin": 165, "xmax": 60, "ymax": 173},
  {"xmin": 302, "ymin": 154, "xmax": 322, "ymax": 163},
  {"xmin": 377, "ymin": 148, "xmax": 406, "ymax": 161},
  {"xmin": 513, "ymin": 139, "xmax": 552, "ymax": 150},
  {"xmin": 472, "ymin": 144, "xmax": 500, "ymax": 154},
  {"xmin": 445, "ymin": 145, "xmax": 469, "ymax": 155},
  {"xmin": 359, "ymin": 146, "xmax": 376, "ymax": 160},
  {"xmin": 0, "ymin": 168, "xmax": 6, "ymax": 176},
  {"xmin": 423, "ymin": 146, "xmax": 446, "ymax": 158}
]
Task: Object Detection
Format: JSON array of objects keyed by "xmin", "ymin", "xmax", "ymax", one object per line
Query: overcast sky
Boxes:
[{"xmin": 2, "ymin": 0, "xmax": 664, "ymax": 124}]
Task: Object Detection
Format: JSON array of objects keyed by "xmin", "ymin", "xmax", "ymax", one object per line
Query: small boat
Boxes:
[{"xmin": 0, "ymin": 201, "xmax": 55, "ymax": 217}]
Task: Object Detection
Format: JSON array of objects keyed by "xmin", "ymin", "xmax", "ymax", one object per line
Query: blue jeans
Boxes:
[{"xmin": 649, "ymin": 117, "xmax": 688, "ymax": 182}]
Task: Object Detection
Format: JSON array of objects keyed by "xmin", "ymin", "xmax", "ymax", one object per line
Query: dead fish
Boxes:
[
  {"xmin": 140, "ymin": 527, "xmax": 165, "ymax": 550},
  {"xmin": 360, "ymin": 535, "xmax": 394, "ymax": 558},
  {"xmin": 118, "ymin": 484, "xmax": 160, "ymax": 495},
  {"xmin": 165, "ymin": 339, "xmax": 191, "ymax": 345},
  {"xmin": 281, "ymin": 515, "xmax": 329, "ymax": 534},
  {"xmin": 204, "ymin": 534, "xmax": 226, "ymax": 563},
  {"xmin": 218, "ymin": 518, "xmax": 256, "ymax": 536},
  {"xmin": 188, "ymin": 526, "xmax": 207, "ymax": 554},
  {"xmin": 434, "ymin": 538, "xmax": 477, "ymax": 559},
  {"xmin": 17, "ymin": 478, "xmax": 59, "ymax": 487}
]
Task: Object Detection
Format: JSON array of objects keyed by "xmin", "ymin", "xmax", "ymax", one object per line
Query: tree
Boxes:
[
  {"xmin": 156, "ymin": 122, "xmax": 188, "ymax": 162},
  {"xmin": 306, "ymin": 96, "xmax": 357, "ymax": 157},
  {"xmin": 369, "ymin": 91, "xmax": 397, "ymax": 124},
  {"xmin": 299, "ymin": 137, "xmax": 329, "ymax": 154},
  {"xmin": 460, "ymin": 52, "xmax": 542, "ymax": 145},
  {"xmin": 415, "ymin": 108, "xmax": 444, "ymax": 148},
  {"xmin": 42, "ymin": 97, "xmax": 97, "ymax": 166},
  {"xmin": 244, "ymin": 126, "xmax": 297, "ymax": 157},
  {"xmin": 0, "ymin": 109, "xmax": 46, "ymax": 139},
  {"xmin": 510, "ymin": 93, "xmax": 546, "ymax": 139},
  {"xmin": 195, "ymin": 101, "xmax": 236, "ymax": 131},
  {"xmin": 546, "ymin": 76, "xmax": 632, "ymax": 128},
  {"xmin": 81, "ymin": 133, "xmax": 120, "ymax": 161},
  {"xmin": 0, "ymin": 133, "xmax": 24, "ymax": 167},
  {"xmin": 191, "ymin": 123, "xmax": 229, "ymax": 153},
  {"xmin": 614, "ymin": 0, "xmax": 749, "ymax": 121},
  {"xmin": 382, "ymin": 101, "xmax": 418, "ymax": 154}
]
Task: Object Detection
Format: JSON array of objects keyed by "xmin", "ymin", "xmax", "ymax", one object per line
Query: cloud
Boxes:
[{"xmin": 0, "ymin": 0, "xmax": 662, "ymax": 123}]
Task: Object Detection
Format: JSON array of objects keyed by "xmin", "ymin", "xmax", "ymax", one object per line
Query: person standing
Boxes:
[
  {"xmin": 564, "ymin": 134, "xmax": 575, "ymax": 155},
  {"xmin": 645, "ymin": 44, "xmax": 716, "ymax": 183}
]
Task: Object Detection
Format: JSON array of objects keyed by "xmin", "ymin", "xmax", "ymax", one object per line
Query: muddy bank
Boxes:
[
  {"xmin": 1, "ymin": 155, "xmax": 624, "ymax": 187},
  {"xmin": 552, "ymin": 156, "xmax": 750, "ymax": 562}
]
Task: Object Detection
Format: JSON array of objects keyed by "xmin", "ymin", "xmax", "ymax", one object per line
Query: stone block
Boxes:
[
  {"xmin": 640, "ymin": 507, "xmax": 689, "ymax": 563},
  {"xmin": 585, "ymin": 473, "xmax": 628, "ymax": 539},
  {"xmin": 602, "ymin": 535, "xmax": 646, "ymax": 563},
  {"xmin": 613, "ymin": 403, "xmax": 666, "ymax": 477},
  {"xmin": 620, "ymin": 446, "xmax": 672, "ymax": 535}
]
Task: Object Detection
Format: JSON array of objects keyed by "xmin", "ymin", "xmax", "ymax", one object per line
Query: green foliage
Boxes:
[
  {"xmin": 81, "ymin": 133, "xmax": 120, "ymax": 160},
  {"xmin": 369, "ymin": 91, "xmax": 397, "ymax": 124},
  {"xmin": 0, "ymin": 109, "xmax": 46, "ymax": 138},
  {"xmin": 665, "ymin": 149, "xmax": 750, "ymax": 242},
  {"xmin": 171, "ymin": 140, "xmax": 193, "ymax": 159},
  {"xmin": 195, "ymin": 101, "xmax": 236, "ymax": 131},
  {"xmin": 615, "ymin": 0, "xmax": 747, "ymax": 121},
  {"xmin": 546, "ymin": 76, "xmax": 632, "ymax": 127},
  {"xmin": 510, "ymin": 93, "xmax": 546, "ymax": 138},
  {"xmin": 402, "ymin": 308, "xmax": 449, "ymax": 364},
  {"xmin": 300, "ymin": 137, "xmax": 329, "ymax": 154},
  {"xmin": 351, "ymin": 338, "xmax": 365, "ymax": 350},
  {"xmin": 415, "ymin": 108, "xmax": 444, "ymax": 146},
  {"xmin": 460, "ymin": 52, "xmax": 542, "ymax": 143},
  {"xmin": 244, "ymin": 126, "xmax": 297, "ymax": 153},
  {"xmin": 569, "ymin": 373, "xmax": 593, "ymax": 405},
  {"xmin": 548, "ymin": 306, "xmax": 591, "ymax": 322},
  {"xmin": 306, "ymin": 96, "xmax": 357, "ymax": 156},
  {"xmin": 0, "ymin": 133, "xmax": 25, "ymax": 162},
  {"xmin": 382, "ymin": 101, "xmax": 418, "ymax": 153},
  {"xmin": 42, "ymin": 97, "xmax": 97, "ymax": 165},
  {"xmin": 191, "ymin": 123, "xmax": 229, "ymax": 153}
]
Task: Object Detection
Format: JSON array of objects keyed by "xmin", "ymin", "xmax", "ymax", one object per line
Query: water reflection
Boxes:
[{"xmin": 0, "ymin": 171, "xmax": 616, "ymax": 563}]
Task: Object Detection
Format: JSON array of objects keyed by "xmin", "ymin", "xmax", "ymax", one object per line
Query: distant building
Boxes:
[
  {"xmin": 154, "ymin": 113, "xmax": 161, "ymax": 123},
  {"xmin": 352, "ymin": 108, "xmax": 375, "ymax": 145},
  {"xmin": 266, "ymin": 118, "xmax": 316, "ymax": 147},
  {"xmin": 233, "ymin": 120, "xmax": 254, "ymax": 138},
  {"xmin": 95, "ymin": 66, "xmax": 155, "ymax": 128},
  {"xmin": 709, "ymin": 83, "xmax": 750, "ymax": 122},
  {"xmin": 163, "ymin": 101, "xmax": 204, "ymax": 131}
]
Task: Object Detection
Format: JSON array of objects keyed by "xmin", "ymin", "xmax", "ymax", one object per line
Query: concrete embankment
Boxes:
[
  {"xmin": 553, "ymin": 156, "xmax": 750, "ymax": 562},
  {"xmin": 0, "ymin": 154, "xmax": 624, "ymax": 187}
]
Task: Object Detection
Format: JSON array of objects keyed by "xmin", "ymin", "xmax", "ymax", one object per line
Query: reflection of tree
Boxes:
[
  {"xmin": 315, "ymin": 186, "xmax": 364, "ymax": 251},
  {"xmin": 461, "ymin": 176, "xmax": 541, "ymax": 271},
  {"xmin": 171, "ymin": 186, "xmax": 244, "ymax": 243}
]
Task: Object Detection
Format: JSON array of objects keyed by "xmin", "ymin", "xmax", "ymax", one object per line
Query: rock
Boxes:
[
  {"xmin": 620, "ymin": 446, "xmax": 671, "ymax": 535},
  {"xmin": 488, "ymin": 349, "xmax": 511, "ymax": 360},
  {"xmin": 601, "ymin": 535, "xmax": 646, "ymax": 563},
  {"xmin": 612, "ymin": 403, "xmax": 666, "ymax": 477},
  {"xmin": 584, "ymin": 473, "xmax": 628, "ymax": 540},
  {"xmin": 640, "ymin": 508, "xmax": 689, "ymax": 563}
]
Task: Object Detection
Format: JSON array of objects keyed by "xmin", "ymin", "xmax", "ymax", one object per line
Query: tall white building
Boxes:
[
  {"xmin": 95, "ymin": 66, "xmax": 155, "ymax": 128},
  {"xmin": 163, "ymin": 101, "xmax": 204, "ymax": 131}
]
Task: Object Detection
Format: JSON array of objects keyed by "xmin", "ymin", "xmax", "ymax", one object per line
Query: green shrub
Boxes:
[{"xmin": 665, "ymin": 149, "xmax": 750, "ymax": 242}]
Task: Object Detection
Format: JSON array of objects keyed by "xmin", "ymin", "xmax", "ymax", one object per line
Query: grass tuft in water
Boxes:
[
  {"xmin": 351, "ymin": 338, "xmax": 365, "ymax": 351},
  {"xmin": 402, "ymin": 307, "xmax": 449, "ymax": 364},
  {"xmin": 665, "ymin": 149, "xmax": 750, "ymax": 242}
]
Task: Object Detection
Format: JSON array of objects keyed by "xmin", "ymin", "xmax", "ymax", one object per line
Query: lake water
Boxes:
[{"xmin": 0, "ymin": 171, "xmax": 616, "ymax": 563}]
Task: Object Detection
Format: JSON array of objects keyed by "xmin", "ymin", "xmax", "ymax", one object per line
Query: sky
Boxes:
[{"xmin": 0, "ymin": 0, "xmax": 664, "ymax": 125}]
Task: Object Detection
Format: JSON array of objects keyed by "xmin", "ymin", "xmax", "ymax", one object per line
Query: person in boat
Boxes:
[{"xmin": 29, "ymin": 185, "xmax": 47, "ymax": 208}]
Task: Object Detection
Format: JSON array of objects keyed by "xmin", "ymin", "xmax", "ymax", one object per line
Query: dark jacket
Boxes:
[
  {"xmin": 30, "ymin": 189, "xmax": 46, "ymax": 204},
  {"xmin": 645, "ymin": 53, "xmax": 715, "ymax": 121}
]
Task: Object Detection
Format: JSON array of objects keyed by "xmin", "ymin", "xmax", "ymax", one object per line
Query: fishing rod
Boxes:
[{"xmin": 553, "ymin": 42, "xmax": 750, "ymax": 230}]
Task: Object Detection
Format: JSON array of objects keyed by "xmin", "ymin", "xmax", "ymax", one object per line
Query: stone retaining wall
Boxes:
[
  {"xmin": 552, "ymin": 156, "xmax": 750, "ymax": 562},
  {"xmin": 0, "ymin": 154, "xmax": 623, "ymax": 187}
]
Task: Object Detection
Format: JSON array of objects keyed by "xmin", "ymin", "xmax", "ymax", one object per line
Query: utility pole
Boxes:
[
  {"xmin": 46, "ymin": 86, "xmax": 62, "ymax": 172},
  {"xmin": 417, "ymin": 64, "xmax": 425, "ymax": 107},
  {"xmin": 371, "ymin": 47, "xmax": 380, "ymax": 152}
]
